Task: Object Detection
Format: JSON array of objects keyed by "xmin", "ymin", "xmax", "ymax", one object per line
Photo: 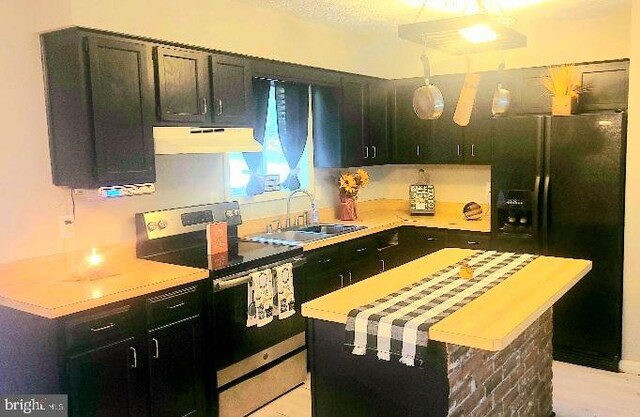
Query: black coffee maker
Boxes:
[{"xmin": 496, "ymin": 190, "xmax": 534, "ymax": 235}]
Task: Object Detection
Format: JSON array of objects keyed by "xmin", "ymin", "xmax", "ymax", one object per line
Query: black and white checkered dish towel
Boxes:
[{"xmin": 344, "ymin": 251, "xmax": 539, "ymax": 367}]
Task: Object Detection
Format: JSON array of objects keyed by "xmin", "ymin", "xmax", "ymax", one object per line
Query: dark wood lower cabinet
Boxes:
[
  {"xmin": 58, "ymin": 284, "xmax": 210, "ymax": 417},
  {"xmin": 148, "ymin": 317, "xmax": 207, "ymax": 417},
  {"xmin": 68, "ymin": 338, "xmax": 147, "ymax": 417}
]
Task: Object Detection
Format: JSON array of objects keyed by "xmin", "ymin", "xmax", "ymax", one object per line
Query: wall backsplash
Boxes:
[
  {"xmin": 313, "ymin": 165, "xmax": 491, "ymax": 208},
  {"xmin": 63, "ymin": 161, "xmax": 490, "ymax": 257}
]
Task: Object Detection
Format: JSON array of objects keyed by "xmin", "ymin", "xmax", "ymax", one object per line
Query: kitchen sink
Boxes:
[
  {"xmin": 245, "ymin": 223, "xmax": 367, "ymax": 245},
  {"xmin": 293, "ymin": 224, "xmax": 366, "ymax": 235}
]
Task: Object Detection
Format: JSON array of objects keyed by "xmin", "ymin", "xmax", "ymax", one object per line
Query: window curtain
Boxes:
[
  {"xmin": 274, "ymin": 81, "xmax": 309, "ymax": 190},
  {"xmin": 243, "ymin": 78, "xmax": 270, "ymax": 195}
]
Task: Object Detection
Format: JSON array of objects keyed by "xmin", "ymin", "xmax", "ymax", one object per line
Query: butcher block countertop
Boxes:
[
  {"xmin": 301, "ymin": 248, "xmax": 592, "ymax": 351},
  {"xmin": 0, "ymin": 246, "xmax": 209, "ymax": 319},
  {"xmin": 239, "ymin": 199, "xmax": 491, "ymax": 251}
]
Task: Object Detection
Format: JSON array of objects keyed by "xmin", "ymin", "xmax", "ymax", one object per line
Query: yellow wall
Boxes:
[
  {"xmin": 621, "ymin": 0, "xmax": 640, "ymax": 375},
  {"xmin": 391, "ymin": 9, "xmax": 631, "ymax": 77}
]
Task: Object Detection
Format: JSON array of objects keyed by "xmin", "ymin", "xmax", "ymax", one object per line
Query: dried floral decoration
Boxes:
[{"xmin": 541, "ymin": 65, "xmax": 590, "ymax": 98}]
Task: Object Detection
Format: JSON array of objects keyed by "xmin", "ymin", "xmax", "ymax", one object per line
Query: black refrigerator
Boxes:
[{"xmin": 491, "ymin": 112, "xmax": 626, "ymax": 372}]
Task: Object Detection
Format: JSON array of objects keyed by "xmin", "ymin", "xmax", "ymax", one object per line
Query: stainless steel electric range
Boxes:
[{"xmin": 135, "ymin": 201, "xmax": 307, "ymax": 417}]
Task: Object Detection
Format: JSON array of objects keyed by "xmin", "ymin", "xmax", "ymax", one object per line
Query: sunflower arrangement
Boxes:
[{"xmin": 338, "ymin": 168, "xmax": 369, "ymax": 200}]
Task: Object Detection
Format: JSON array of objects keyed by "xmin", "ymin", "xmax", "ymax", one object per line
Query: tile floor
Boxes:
[{"xmin": 249, "ymin": 361, "xmax": 640, "ymax": 417}]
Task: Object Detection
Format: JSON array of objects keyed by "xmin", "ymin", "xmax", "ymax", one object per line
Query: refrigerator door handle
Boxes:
[{"xmin": 542, "ymin": 175, "xmax": 550, "ymax": 254}]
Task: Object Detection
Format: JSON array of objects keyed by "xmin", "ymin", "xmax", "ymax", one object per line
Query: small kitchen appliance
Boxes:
[
  {"xmin": 410, "ymin": 169, "xmax": 436, "ymax": 215},
  {"xmin": 136, "ymin": 202, "xmax": 306, "ymax": 417}
]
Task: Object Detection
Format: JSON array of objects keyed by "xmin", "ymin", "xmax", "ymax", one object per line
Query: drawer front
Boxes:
[
  {"xmin": 343, "ymin": 236, "xmax": 378, "ymax": 262},
  {"xmin": 303, "ymin": 246, "xmax": 343, "ymax": 275},
  {"xmin": 64, "ymin": 304, "xmax": 136, "ymax": 351},
  {"xmin": 447, "ymin": 231, "xmax": 491, "ymax": 250},
  {"xmin": 147, "ymin": 284, "xmax": 202, "ymax": 329},
  {"xmin": 407, "ymin": 228, "xmax": 448, "ymax": 259}
]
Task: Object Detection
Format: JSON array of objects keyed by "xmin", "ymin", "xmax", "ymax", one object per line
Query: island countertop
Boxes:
[{"xmin": 301, "ymin": 248, "xmax": 591, "ymax": 351}]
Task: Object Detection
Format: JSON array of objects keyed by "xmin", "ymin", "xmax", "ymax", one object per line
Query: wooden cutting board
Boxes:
[{"xmin": 453, "ymin": 72, "xmax": 481, "ymax": 127}]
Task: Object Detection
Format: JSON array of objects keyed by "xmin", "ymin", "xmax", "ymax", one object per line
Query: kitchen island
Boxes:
[{"xmin": 301, "ymin": 248, "xmax": 591, "ymax": 417}]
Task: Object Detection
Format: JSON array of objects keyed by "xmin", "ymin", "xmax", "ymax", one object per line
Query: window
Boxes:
[{"xmin": 226, "ymin": 82, "xmax": 313, "ymax": 201}]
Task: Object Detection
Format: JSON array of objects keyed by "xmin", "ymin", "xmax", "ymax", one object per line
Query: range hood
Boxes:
[{"xmin": 153, "ymin": 127, "xmax": 262, "ymax": 154}]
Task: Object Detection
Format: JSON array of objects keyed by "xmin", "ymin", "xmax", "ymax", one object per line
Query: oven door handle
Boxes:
[{"xmin": 214, "ymin": 256, "xmax": 306, "ymax": 292}]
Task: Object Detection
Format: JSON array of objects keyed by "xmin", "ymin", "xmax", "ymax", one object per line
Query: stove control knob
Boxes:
[
  {"xmin": 147, "ymin": 222, "xmax": 158, "ymax": 232},
  {"xmin": 157, "ymin": 220, "xmax": 168, "ymax": 230},
  {"xmin": 225, "ymin": 210, "xmax": 233, "ymax": 218}
]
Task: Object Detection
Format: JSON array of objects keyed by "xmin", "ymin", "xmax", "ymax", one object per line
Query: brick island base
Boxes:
[{"xmin": 307, "ymin": 310, "xmax": 553, "ymax": 417}]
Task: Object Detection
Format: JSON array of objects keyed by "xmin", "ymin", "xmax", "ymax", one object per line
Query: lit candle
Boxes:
[{"xmin": 85, "ymin": 247, "xmax": 104, "ymax": 268}]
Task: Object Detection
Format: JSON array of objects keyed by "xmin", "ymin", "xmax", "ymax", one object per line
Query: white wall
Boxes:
[{"xmin": 621, "ymin": 0, "xmax": 640, "ymax": 375}]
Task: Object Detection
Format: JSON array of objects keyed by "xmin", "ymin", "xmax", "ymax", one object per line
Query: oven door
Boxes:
[{"xmin": 212, "ymin": 258, "xmax": 306, "ymax": 386}]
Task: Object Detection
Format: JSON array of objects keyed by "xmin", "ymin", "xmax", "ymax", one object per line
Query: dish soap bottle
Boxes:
[{"xmin": 311, "ymin": 198, "xmax": 319, "ymax": 224}]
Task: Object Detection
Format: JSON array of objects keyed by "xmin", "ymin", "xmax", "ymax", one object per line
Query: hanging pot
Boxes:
[
  {"xmin": 491, "ymin": 63, "xmax": 511, "ymax": 116},
  {"xmin": 413, "ymin": 54, "xmax": 444, "ymax": 120}
]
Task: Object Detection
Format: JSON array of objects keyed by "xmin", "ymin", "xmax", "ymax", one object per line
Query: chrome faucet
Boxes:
[{"xmin": 286, "ymin": 189, "xmax": 313, "ymax": 228}]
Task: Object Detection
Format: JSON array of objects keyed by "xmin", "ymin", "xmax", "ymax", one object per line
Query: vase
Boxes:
[
  {"xmin": 339, "ymin": 196, "xmax": 357, "ymax": 221},
  {"xmin": 551, "ymin": 96, "xmax": 577, "ymax": 116}
]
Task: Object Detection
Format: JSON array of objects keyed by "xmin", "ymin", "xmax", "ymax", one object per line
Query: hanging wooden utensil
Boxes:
[{"xmin": 453, "ymin": 56, "xmax": 480, "ymax": 127}]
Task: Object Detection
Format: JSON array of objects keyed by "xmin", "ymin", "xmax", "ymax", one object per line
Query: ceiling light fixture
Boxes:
[
  {"xmin": 399, "ymin": 2, "xmax": 527, "ymax": 55},
  {"xmin": 459, "ymin": 24, "xmax": 499, "ymax": 43}
]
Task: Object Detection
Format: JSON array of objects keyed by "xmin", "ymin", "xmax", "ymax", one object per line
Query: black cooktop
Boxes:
[{"xmin": 145, "ymin": 239, "xmax": 302, "ymax": 278}]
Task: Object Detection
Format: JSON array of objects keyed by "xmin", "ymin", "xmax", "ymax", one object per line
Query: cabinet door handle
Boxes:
[
  {"xmin": 467, "ymin": 240, "xmax": 480, "ymax": 246},
  {"xmin": 425, "ymin": 237, "xmax": 438, "ymax": 242},
  {"xmin": 457, "ymin": 144, "xmax": 461, "ymax": 156},
  {"xmin": 201, "ymin": 98, "xmax": 208, "ymax": 115},
  {"xmin": 471, "ymin": 144, "xmax": 476, "ymax": 157},
  {"xmin": 129, "ymin": 347, "xmax": 138, "ymax": 368},
  {"xmin": 339, "ymin": 274, "xmax": 344, "ymax": 287},
  {"xmin": 90, "ymin": 323, "xmax": 115, "ymax": 332},
  {"xmin": 372, "ymin": 145, "xmax": 377, "ymax": 159},
  {"xmin": 416, "ymin": 145, "xmax": 421, "ymax": 156},
  {"xmin": 380, "ymin": 259, "xmax": 385, "ymax": 272},
  {"xmin": 152, "ymin": 338, "xmax": 160, "ymax": 359},
  {"xmin": 319, "ymin": 258, "xmax": 332, "ymax": 264},
  {"xmin": 356, "ymin": 247, "xmax": 367, "ymax": 253},
  {"xmin": 168, "ymin": 302, "xmax": 185, "ymax": 310},
  {"xmin": 348, "ymin": 271, "xmax": 352, "ymax": 285},
  {"xmin": 364, "ymin": 146, "xmax": 369, "ymax": 159},
  {"xmin": 217, "ymin": 98, "xmax": 223, "ymax": 115}
]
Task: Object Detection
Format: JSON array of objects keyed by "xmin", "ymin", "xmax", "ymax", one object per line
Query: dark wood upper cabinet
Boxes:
[
  {"xmin": 210, "ymin": 54, "xmax": 253, "ymax": 126},
  {"xmin": 341, "ymin": 78, "xmax": 368, "ymax": 167},
  {"xmin": 313, "ymin": 77, "xmax": 389, "ymax": 168},
  {"xmin": 154, "ymin": 46, "xmax": 210, "ymax": 123},
  {"xmin": 42, "ymin": 30, "xmax": 156, "ymax": 188},
  {"xmin": 464, "ymin": 71, "xmax": 496, "ymax": 165},
  {"xmin": 88, "ymin": 37, "xmax": 156, "ymax": 185},
  {"xmin": 576, "ymin": 60, "xmax": 629, "ymax": 112},
  {"xmin": 429, "ymin": 74, "xmax": 465, "ymax": 164},
  {"xmin": 391, "ymin": 80, "xmax": 432, "ymax": 164},
  {"xmin": 367, "ymin": 80, "xmax": 390, "ymax": 165}
]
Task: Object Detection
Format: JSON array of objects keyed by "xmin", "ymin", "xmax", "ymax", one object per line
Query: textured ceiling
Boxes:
[{"xmin": 238, "ymin": 0, "xmax": 631, "ymax": 34}]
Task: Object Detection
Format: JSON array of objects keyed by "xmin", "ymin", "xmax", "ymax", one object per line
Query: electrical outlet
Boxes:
[{"xmin": 59, "ymin": 215, "xmax": 75, "ymax": 239}]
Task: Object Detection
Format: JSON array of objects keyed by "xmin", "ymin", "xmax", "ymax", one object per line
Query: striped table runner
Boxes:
[{"xmin": 344, "ymin": 251, "xmax": 538, "ymax": 367}]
